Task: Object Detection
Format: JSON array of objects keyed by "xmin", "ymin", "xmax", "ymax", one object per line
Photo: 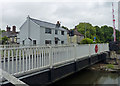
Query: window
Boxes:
[
  {"xmin": 45, "ymin": 28, "xmax": 51, "ymax": 34},
  {"xmin": 61, "ymin": 31, "xmax": 64, "ymax": 35},
  {"xmin": 55, "ymin": 30, "xmax": 58, "ymax": 34},
  {"xmin": 55, "ymin": 41, "xmax": 58, "ymax": 44},
  {"xmin": 22, "ymin": 40, "xmax": 24, "ymax": 45},
  {"xmin": 55, "ymin": 37, "xmax": 59, "ymax": 44},
  {"xmin": 45, "ymin": 40, "xmax": 51, "ymax": 44},
  {"xmin": 61, "ymin": 41, "xmax": 64, "ymax": 44},
  {"xmin": 33, "ymin": 40, "xmax": 36, "ymax": 45}
]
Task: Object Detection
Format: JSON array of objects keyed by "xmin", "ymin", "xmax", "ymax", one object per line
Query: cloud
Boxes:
[{"xmin": 1, "ymin": 1, "xmax": 118, "ymax": 31}]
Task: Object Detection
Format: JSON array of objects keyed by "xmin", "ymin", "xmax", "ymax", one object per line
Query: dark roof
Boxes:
[
  {"xmin": 30, "ymin": 18, "xmax": 66, "ymax": 31},
  {"xmin": 74, "ymin": 29, "xmax": 84, "ymax": 36},
  {"xmin": 2, "ymin": 31, "xmax": 18, "ymax": 37},
  {"xmin": 67, "ymin": 29, "xmax": 84, "ymax": 36}
]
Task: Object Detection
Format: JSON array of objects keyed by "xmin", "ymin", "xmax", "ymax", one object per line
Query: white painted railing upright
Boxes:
[
  {"xmin": 49, "ymin": 46, "xmax": 52, "ymax": 68},
  {"xmin": 0, "ymin": 43, "xmax": 109, "ymax": 76}
]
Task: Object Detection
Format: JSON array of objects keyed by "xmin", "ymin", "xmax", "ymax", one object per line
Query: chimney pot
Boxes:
[
  {"xmin": 75, "ymin": 26, "xmax": 77, "ymax": 30},
  {"xmin": 12, "ymin": 26, "xmax": 16, "ymax": 33},
  {"xmin": 6, "ymin": 25, "xmax": 11, "ymax": 32},
  {"xmin": 56, "ymin": 21, "xmax": 60, "ymax": 28}
]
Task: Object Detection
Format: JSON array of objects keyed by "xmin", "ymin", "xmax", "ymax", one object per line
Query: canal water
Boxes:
[{"xmin": 52, "ymin": 69, "xmax": 120, "ymax": 85}]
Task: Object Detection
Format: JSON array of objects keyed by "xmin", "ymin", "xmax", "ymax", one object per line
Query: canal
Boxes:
[{"xmin": 51, "ymin": 68, "xmax": 120, "ymax": 85}]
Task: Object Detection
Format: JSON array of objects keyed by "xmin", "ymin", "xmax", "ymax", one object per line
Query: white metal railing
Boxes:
[
  {"xmin": 0, "ymin": 43, "xmax": 109, "ymax": 76},
  {"xmin": 0, "ymin": 44, "xmax": 20, "ymax": 48}
]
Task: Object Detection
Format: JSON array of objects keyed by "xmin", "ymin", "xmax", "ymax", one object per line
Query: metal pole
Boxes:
[
  {"xmin": 118, "ymin": 1, "xmax": 120, "ymax": 41},
  {"xmin": 112, "ymin": 2, "xmax": 116, "ymax": 42}
]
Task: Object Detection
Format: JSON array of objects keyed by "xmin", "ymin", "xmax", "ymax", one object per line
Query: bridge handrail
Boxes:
[{"xmin": 0, "ymin": 43, "xmax": 109, "ymax": 80}]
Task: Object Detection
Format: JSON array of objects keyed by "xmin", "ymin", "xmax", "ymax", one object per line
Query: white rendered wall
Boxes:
[
  {"xmin": 29, "ymin": 19, "xmax": 40, "ymax": 45},
  {"xmin": 19, "ymin": 20, "xmax": 29, "ymax": 45},
  {"xmin": 19, "ymin": 18, "xmax": 67, "ymax": 46}
]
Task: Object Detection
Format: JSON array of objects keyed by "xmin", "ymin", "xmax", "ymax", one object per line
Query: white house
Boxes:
[{"xmin": 18, "ymin": 16, "xmax": 67, "ymax": 46}]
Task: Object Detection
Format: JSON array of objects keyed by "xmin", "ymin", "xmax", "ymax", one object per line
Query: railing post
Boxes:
[
  {"xmin": 49, "ymin": 46, "xmax": 53, "ymax": 68},
  {"xmin": 74, "ymin": 44, "xmax": 77, "ymax": 71},
  {"xmin": 74, "ymin": 44, "xmax": 77, "ymax": 62},
  {"xmin": 98, "ymin": 44, "xmax": 100, "ymax": 53},
  {"xmin": 107, "ymin": 43, "xmax": 109, "ymax": 51},
  {"xmin": 102, "ymin": 43, "xmax": 104, "ymax": 52},
  {"xmin": 89, "ymin": 44, "xmax": 91, "ymax": 57},
  {"xmin": 0, "ymin": 48, "xmax": 2, "ymax": 83}
]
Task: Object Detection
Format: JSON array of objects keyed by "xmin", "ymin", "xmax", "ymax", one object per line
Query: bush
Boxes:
[
  {"xmin": 106, "ymin": 64, "xmax": 114, "ymax": 69},
  {"xmin": 2, "ymin": 36, "xmax": 9, "ymax": 44},
  {"xmin": 80, "ymin": 38, "xmax": 94, "ymax": 44}
]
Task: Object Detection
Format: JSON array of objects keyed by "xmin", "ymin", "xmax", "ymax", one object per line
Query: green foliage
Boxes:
[
  {"xmin": 106, "ymin": 64, "xmax": 114, "ymax": 69},
  {"xmin": 2, "ymin": 36, "xmax": 9, "ymax": 44},
  {"xmin": 76, "ymin": 23, "xmax": 96, "ymax": 39},
  {"xmin": 1, "ymin": 30, "xmax": 5, "ymax": 32},
  {"xmin": 97, "ymin": 25, "xmax": 114, "ymax": 43},
  {"xmin": 75, "ymin": 22, "xmax": 120, "ymax": 43},
  {"xmin": 0, "ymin": 29, "xmax": 9, "ymax": 44},
  {"xmin": 80, "ymin": 38, "xmax": 94, "ymax": 44}
]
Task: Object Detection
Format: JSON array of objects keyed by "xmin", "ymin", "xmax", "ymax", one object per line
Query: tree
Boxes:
[
  {"xmin": 1, "ymin": 30, "xmax": 5, "ymax": 32},
  {"xmin": 74, "ymin": 22, "xmax": 120, "ymax": 43},
  {"xmin": 94, "ymin": 25, "xmax": 117, "ymax": 43},
  {"xmin": 76, "ymin": 23, "xmax": 96, "ymax": 39},
  {"xmin": 2, "ymin": 36, "xmax": 9, "ymax": 44},
  {"xmin": 80, "ymin": 38, "xmax": 94, "ymax": 44}
]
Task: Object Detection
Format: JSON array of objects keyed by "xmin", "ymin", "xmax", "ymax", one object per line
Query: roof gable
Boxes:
[{"xmin": 30, "ymin": 18, "xmax": 66, "ymax": 31}]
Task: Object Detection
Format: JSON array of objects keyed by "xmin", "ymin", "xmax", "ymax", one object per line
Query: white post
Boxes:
[
  {"xmin": 31, "ymin": 48, "xmax": 34, "ymax": 69},
  {"xmin": 11, "ymin": 49, "xmax": 14, "ymax": 74},
  {"xmin": 16, "ymin": 49, "xmax": 18, "ymax": 73},
  {"xmin": 25, "ymin": 48, "xmax": 28, "ymax": 71},
  {"xmin": 28, "ymin": 48, "xmax": 31, "ymax": 70},
  {"xmin": 98, "ymin": 44, "xmax": 100, "ymax": 54},
  {"xmin": 34, "ymin": 48, "xmax": 36, "ymax": 68},
  {"xmin": 74, "ymin": 44, "xmax": 77, "ymax": 61},
  {"xmin": 22, "ymin": 48, "xmax": 25, "ymax": 72},
  {"xmin": 37, "ymin": 48, "xmax": 39, "ymax": 68},
  {"xmin": 89, "ymin": 44, "xmax": 91, "ymax": 57},
  {"xmin": 103, "ymin": 43, "xmax": 104, "ymax": 52},
  {"xmin": 8, "ymin": 50, "xmax": 10, "ymax": 73},
  {"xmin": 4, "ymin": 50, "xmax": 6, "ymax": 71},
  {"xmin": 19, "ymin": 49, "xmax": 21, "ymax": 72},
  {"xmin": 49, "ymin": 46, "xmax": 53, "ymax": 68},
  {"xmin": 39, "ymin": 48, "xmax": 41, "ymax": 67},
  {"xmin": 0, "ymin": 48, "xmax": 2, "ymax": 84},
  {"xmin": 41, "ymin": 48, "xmax": 43, "ymax": 67},
  {"xmin": 43, "ymin": 47, "xmax": 45, "ymax": 67}
]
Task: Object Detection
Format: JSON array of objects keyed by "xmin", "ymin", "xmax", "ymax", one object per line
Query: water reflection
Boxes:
[{"xmin": 53, "ymin": 69, "xmax": 120, "ymax": 85}]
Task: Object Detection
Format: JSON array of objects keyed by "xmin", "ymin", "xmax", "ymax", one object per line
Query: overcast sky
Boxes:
[{"xmin": 0, "ymin": 0, "xmax": 118, "ymax": 31}]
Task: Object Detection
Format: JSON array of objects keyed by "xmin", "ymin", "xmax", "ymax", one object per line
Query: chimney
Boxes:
[
  {"xmin": 27, "ymin": 15, "xmax": 30, "ymax": 20},
  {"xmin": 12, "ymin": 26, "xmax": 16, "ymax": 33},
  {"xmin": 56, "ymin": 21, "xmax": 60, "ymax": 28},
  {"xmin": 75, "ymin": 26, "xmax": 77, "ymax": 31},
  {"xmin": 6, "ymin": 25, "xmax": 11, "ymax": 32}
]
